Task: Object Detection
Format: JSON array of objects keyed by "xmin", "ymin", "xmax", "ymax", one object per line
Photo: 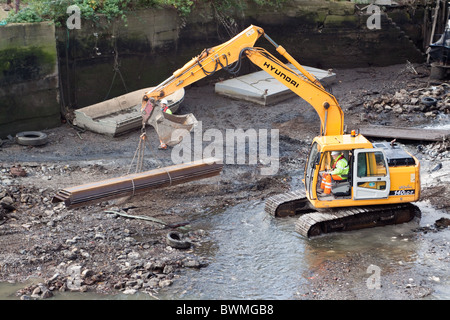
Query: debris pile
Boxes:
[
  {"xmin": 417, "ymin": 140, "xmax": 450, "ymax": 160},
  {"xmin": 363, "ymin": 85, "xmax": 450, "ymax": 117},
  {"xmin": 15, "ymin": 233, "xmax": 209, "ymax": 300}
]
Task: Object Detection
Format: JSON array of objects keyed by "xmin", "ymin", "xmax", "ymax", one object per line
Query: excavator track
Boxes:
[
  {"xmin": 295, "ymin": 203, "xmax": 420, "ymax": 237},
  {"xmin": 265, "ymin": 191, "xmax": 421, "ymax": 238},
  {"xmin": 265, "ymin": 190, "xmax": 315, "ymax": 218}
]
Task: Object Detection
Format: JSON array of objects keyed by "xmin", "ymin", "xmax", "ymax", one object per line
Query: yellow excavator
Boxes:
[{"xmin": 141, "ymin": 25, "xmax": 421, "ymax": 237}]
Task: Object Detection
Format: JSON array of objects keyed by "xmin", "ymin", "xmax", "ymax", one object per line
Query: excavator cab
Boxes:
[
  {"xmin": 313, "ymin": 148, "xmax": 390, "ymax": 200},
  {"xmin": 303, "ymin": 132, "xmax": 420, "ymax": 210}
]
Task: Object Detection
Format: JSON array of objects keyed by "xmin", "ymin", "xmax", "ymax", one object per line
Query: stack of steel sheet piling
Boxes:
[{"xmin": 52, "ymin": 158, "xmax": 223, "ymax": 208}]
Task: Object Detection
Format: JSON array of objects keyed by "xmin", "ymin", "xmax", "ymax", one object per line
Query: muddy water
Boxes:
[
  {"xmin": 159, "ymin": 170, "xmax": 310, "ymax": 299},
  {"xmin": 156, "ymin": 170, "xmax": 450, "ymax": 299},
  {"xmin": 162, "ymin": 201, "xmax": 308, "ymax": 299},
  {"xmin": 154, "ymin": 197, "xmax": 450, "ymax": 300}
]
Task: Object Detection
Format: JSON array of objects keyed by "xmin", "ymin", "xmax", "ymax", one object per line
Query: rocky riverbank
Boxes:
[
  {"xmin": 0, "ymin": 167, "xmax": 210, "ymax": 299},
  {"xmin": 0, "ymin": 142, "xmax": 289, "ymax": 300}
]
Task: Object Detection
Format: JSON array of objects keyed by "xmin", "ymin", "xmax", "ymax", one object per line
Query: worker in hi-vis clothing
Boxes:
[
  {"xmin": 158, "ymin": 99, "xmax": 172, "ymax": 150},
  {"xmin": 330, "ymin": 151, "xmax": 349, "ymax": 181}
]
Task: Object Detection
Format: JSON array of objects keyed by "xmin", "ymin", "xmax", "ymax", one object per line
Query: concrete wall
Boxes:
[
  {"xmin": 56, "ymin": 8, "xmax": 183, "ymax": 109},
  {"xmin": 0, "ymin": 22, "xmax": 59, "ymax": 139},
  {"xmin": 58, "ymin": 1, "xmax": 426, "ymax": 110}
]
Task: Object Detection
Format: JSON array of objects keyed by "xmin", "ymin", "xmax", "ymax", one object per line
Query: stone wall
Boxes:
[
  {"xmin": 239, "ymin": 0, "xmax": 425, "ymax": 68},
  {"xmin": 0, "ymin": 22, "xmax": 59, "ymax": 138}
]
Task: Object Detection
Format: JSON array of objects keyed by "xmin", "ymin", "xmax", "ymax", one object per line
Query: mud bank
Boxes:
[{"xmin": 0, "ymin": 63, "xmax": 449, "ymax": 300}]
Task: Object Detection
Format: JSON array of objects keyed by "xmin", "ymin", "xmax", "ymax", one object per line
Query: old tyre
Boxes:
[
  {"xmin": 15, "ymin": 131, "xmax": 48, "ymax": 146},
  {"xmin": 166, "ymin": 231, "xmax": 191, "ymax": 249},
  {"xmin": 421, "ymin": 96, "xmax": 437, "ymax": 107}
]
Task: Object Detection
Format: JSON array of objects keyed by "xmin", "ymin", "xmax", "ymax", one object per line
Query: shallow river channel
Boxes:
[
  {"xmin": 158, "ymin": 199, "xmax": 450, "ymax": 300},
  {"xmin": 1, "ymin": 195, "xmax": 449, "ymax": 300}
]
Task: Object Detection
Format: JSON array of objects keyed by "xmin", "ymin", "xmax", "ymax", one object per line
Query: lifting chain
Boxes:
[{"xmin": 127, "ymin": 124, "xmax": 152, "ymax": 175}]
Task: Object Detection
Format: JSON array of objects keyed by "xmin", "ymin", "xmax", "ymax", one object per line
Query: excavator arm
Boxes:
[
  {"xmin": 243, "ymin": 46, "xmax": 343, "ymax": 136},
  {"xmin": 142, "ymin": 25, "xmax": 344, "ymax": 136}
]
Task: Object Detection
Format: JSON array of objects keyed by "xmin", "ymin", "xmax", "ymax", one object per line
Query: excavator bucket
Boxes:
[{"xmin": 142, "ymin": 99, "xmax": 197, "ymax": 147}]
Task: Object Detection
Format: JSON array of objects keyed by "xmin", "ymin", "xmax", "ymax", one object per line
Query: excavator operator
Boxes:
[{"xmin": 330, "ymin": 151, "xmax": 349, "ymax": 181}]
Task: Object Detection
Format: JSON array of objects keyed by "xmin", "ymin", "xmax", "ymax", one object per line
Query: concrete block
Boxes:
[{"xmin": 215, "ymin": 64, "xmax": 336, "ymax": 105}]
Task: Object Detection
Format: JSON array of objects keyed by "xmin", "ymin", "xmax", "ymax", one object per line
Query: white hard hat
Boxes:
[
  {"xmin": 161, "ymin": 99, "xmax": 168, "ymax": 105},
  {"xmin": 331, "ymin": 151, "xmax": 341, "ymax": 156}
]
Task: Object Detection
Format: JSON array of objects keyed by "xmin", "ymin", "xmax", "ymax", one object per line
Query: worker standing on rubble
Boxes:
[
  {"xmin": 158, "ymin": 99, "xmax": 172, "ymax": 150},
  {"xmin": 330, "ymin": 151, "xmax": 349, "ymax": 181}
]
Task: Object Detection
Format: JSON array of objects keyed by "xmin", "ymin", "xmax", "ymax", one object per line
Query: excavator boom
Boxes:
[{"xmin": 244, "ymin": 47, "xmax": 343, "ymax": 136}]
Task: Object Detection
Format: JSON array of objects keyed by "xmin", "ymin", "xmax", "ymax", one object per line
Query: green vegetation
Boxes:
[
  {"xmin": 2, "ymin": 0, "xmax": 287, "ymax": 25},
  {"xmin": 4, "ymin": 0, "xmax": 133, "ymax": 25}
]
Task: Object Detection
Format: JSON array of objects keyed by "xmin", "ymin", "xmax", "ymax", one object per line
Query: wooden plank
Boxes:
[{"xmin": 359, "ymin": 125, "xmax": 449, "ymax": 142}]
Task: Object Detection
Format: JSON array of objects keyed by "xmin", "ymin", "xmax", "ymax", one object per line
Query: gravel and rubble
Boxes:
[
  {"xmin": 0, "ymin": 172, "xmax": 213, "ymax": 300},
  {"xmin": 363, "ymin": 84, "xmax": 450, "ymax": 117},
  {"xmin": 0, "ymin": 63, "xmax": 449, "ymax": 300}
]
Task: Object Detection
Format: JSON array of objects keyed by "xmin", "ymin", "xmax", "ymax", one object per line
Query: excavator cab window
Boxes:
[
  {"xmin": 312, "ymin": 150, "xmax": 353, "ymax": 199},
  {"xmin": 356, "ymin": 151, "xmax": 388, "ymax": 190},
  {"xmin": 319, "ymin": 152, "xmax": 331, "ymax": 171},
  {"xmin": 357, "ymin": 151, "xmax": 387, "ymax": 178},
  {"xmin": 321, "ymin": 150, "xmax": 350, "ymax": 172},
  {"xmin": 305, "ymin": 142, "xmax": 320, "ymax": 199}
]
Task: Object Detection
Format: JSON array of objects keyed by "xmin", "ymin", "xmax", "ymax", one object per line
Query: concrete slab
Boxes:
[{"xmin": 214, "ymin": 64, "xmax": 336, "ymax": 105}]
